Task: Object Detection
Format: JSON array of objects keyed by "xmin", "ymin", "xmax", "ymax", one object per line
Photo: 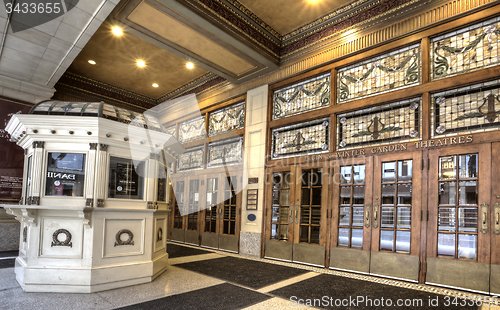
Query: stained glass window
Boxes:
[
  {"xmin": 431, "ymin": 16, "xmax": 500, "ymax": 80},
  {"xmin": 207, "ymin": 138, "xmax": 243, "ymax": 167},
  {"xmin": 337, "ymin": 44, "xmax": 421, "ymax": 103},
  {"xmin": 273, "ymin": 73, "xmax": 330, "ymax": 120},
  {"xmin": 165, "ymin": 126, "xmax": 176, "ymax": 137},
  {"xmin": 271, "ymin": 118, "xmax": 329, "ymax": 159},
  {"xmin": 431, "ymin": 79, "xmax": 500, "ymax": 137},
  {"xmin": 337, "ymin": 99, "xmax": 421, "ymax": 149},
  {"xmin": 178, "ymin": 117, "xmax": 205, "ymax": 143},
  {"xmin": 177, "ymin": 146, "xmax": 204, "ymax": 171},
  {"xmin": 209, "ymin": 102, "xmax": 245, "ymax": 136}
]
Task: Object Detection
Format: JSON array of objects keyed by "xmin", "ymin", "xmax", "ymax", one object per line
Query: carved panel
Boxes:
[
  {"xmin": 337, "ymin": 44, "xmax": 421, "ymax": 103},
  {"xmin": 431, "ymin": 16, "xmax": 500, "ymax": 80},
  {"xmin": 271, "ymin": 118, "xmax": 329, "ymax": 159},
  {"xmin": 273, "ymin": 73, "xmax": 330, "ymax": 120},
  {"xmin": 337, "ymin": 98, "xmax": 421, "ymax": 149}
]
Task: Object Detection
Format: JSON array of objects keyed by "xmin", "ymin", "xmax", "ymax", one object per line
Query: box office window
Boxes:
[
  {"xmin": 45, "ymin": 153, "xmax": 86, "ymax": 197},
  {"xmin": 108, "ymin": 157, "xmax": 145, "ymax": 200}
]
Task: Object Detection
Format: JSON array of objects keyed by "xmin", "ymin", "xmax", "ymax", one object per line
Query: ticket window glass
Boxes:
[
  {"xmin": 45, "ymin": 153, "xmax": 86, "ymax": 197},
  {"xmin": 157, "ymin": 164, "xmax": 168, "ymax": 202},
  {"xmin": 108, "ymin": 156, "xmax": 145, "ymax": 199},
  {"xmin": 25, "ymin": 155, "xmax": 32, "ymax": 202}
]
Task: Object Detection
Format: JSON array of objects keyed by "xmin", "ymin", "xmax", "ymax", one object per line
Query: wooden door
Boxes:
[{"xmin": 425, "ymin": 144, "xmax": 492, "ymax": 293}]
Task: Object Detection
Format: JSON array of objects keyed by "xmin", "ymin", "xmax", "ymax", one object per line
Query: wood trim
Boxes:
[
  {"xmin": 491, "ymin": 142, "xmax": 500, "ymax": 265},
  {"xmin": 421, "ymin": 92, "xmax": 431, "ymax": 141}
]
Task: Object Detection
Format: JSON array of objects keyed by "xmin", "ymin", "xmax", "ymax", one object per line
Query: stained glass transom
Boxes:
[
  {"xmin": 178, "ymin": 117, "xmax": 205, "ymax": 143},
  {"xmin": 273, "ymin": 73, "xmax": 330, "ymax": 120},
  {"xmin": 165, "ymin": 126, "xmax": 176, "ymax": 137},
  {"xmin": 431, "ymin": 16, "xmax": 500, "ymax": 80},
  {"xmin": 337, "ymin": 99, "xmax": 421, "ymax": 149},
  {"xmin": 177, "ymin": 146, "xmax": 204, "ymax": 171},
  {"xmin": 271, "ymin": 118, "xmax": 330, "ymax": 159},
  {"xmin": 431, "ymin": 79, "xmax": 500, "ymax": 137},
  {"xmin": 207, "ymin": 138, "xmax": 243, "ymax": 167},
  {"xmin": 337, "ymin": 44, "xmax": 421, "ymax": 103},
  {"xmin": 209, "ymin": 102, "xmax": 245, "ymax": 136}
]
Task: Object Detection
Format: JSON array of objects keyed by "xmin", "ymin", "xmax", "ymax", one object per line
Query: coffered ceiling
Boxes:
[{"xmin": 60, "ymin": 0, "xmax": 407, "ymax": 104}]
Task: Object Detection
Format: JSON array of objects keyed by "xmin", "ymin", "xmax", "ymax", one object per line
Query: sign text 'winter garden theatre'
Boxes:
[{"xmin": 304, "ymin": 135, "xmax": 474, "ymax": 161}]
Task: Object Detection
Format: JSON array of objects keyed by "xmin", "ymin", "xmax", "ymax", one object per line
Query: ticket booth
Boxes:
[{"xmin": 1, "ymin": 101, "xmax": 184, "ymax": 293}]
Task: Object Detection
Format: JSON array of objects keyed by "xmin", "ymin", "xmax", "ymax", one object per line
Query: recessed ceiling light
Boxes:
[
  {"xmin": 112, "ymin": 27, "xmax": 123, "ymax": 36},
  {"xmin": 137, "ymin": 60, "xmax": 146, "ymax": 67},
  {"xmin": 152, "ymin": 83, "xmax": 159, "ymax": 88},
  {"xmin": 88, "ymin": 60, "xmax": 96, "ymax": 65},
  {"xmin": 186, "ymin": 62, "xmax": 194, "ymax": 69}
]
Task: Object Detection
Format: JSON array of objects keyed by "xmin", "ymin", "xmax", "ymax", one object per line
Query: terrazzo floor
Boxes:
[{"xmin": 0, "ymin": 242, "xmax": 499, "ymax": 310}]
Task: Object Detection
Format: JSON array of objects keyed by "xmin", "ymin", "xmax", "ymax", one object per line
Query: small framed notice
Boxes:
[{"xmin": 246, "ymin": 189, "xmax": 258, "ymax": 210}]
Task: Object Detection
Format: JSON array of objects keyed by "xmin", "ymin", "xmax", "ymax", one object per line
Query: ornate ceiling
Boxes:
[{"xmin": 60, "ymin": 0, "xmax": 414, "ymax": 106}]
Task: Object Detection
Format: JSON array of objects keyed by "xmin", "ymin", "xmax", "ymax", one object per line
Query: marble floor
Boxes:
[{"xmin": 0, "ymin": 243, "xmax": 499, "ymax": 310}]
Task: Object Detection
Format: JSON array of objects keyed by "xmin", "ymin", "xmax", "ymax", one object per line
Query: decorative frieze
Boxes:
[
  {"xmin": 337, "ymin": 98, "xmax": 421, "ymax": 149},
  {"xmin": 431, "ymin": 79, "xmax": 500, "ymax": 137},
  {"xmin": 337, "ymin": 44, "xmax": 421, "ymax": 103},
  {"xmin": 271, "ymin": 118, "xmax": 330, "ymax": 159},
  {"xmin": 273, "ymin": 73, "xmax": 330, "ymax": 119},
  {"xmin": 207, "ymin": 138, "xmax": 243, "ymax": 167},
  {"xmin": 209, "ymin": 102, "xmax": 245, "ymax": 136},
  {"xmin": 431, "ymin": 16, "xmax": 500, "ymax": 80}
]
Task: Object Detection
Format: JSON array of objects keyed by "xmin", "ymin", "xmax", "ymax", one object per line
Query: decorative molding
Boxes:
[
  {"xmin": 89, "ymin": 143, "xmax": 98, "ymax": 150},
  {"xmin": 22, "ymin": 226, "xmax": 27, "ymax": 243},
  {"xmin": 114, "ymin": 229, "xmax": 134, "ymax": 246},
  {"xmin": 147, "ymin": 201, "xmax": 154, "ymax": 209},
  {"xmin": 51, "ymin": 229, "xmax": 72, "ymax": 248},
  {"xmin": 85, "ymin": 198, "xmax": 93, "ymax": 207},
  {"xmin": 32, "ymin": 141, "xmax": 44, "ymax": 149},
  {"xmin": 99, "ymin": 144, "xmax": 108, "ymax": 151},
  {"xmin": 27, "ymin": 196, "xmax": 40, "ymax": 205},
  {"xmin": 157, "ymin": 227, "xmax": 163, "ymax": 242},
  {"xmin": 158, "ymin": 73, "xmax": 217, "ymax": 101},
  {"xmin": 97, "ymin": 199, "xmax": 104, "ymax": 208}
]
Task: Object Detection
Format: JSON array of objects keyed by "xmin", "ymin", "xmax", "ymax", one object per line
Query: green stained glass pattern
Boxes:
[
  {"xmin": 207, "ymin": 138, "xmax": 243, "ymax": 167},
  {"xmin": 271, "ymin": 118, "xmax": 329, "ymax": 159},
  {"xmin": 208, "ymin": 102, "xmax": 245, "ymax": 136},
  {"xmin": 431, "ymin": 79, "xmax": 500, "ymax": 137},
  {"xmin": 273, "ymin": 73, "xmax": 330, "ymax": 120},
  {"xmin": 178, "ymin": 117, "xmax": 205, "ymax": 143},
  {"xmin": 431, "ymin": 17, "xmax": 500, "ymax": 80},
  {"xmin": 165, "ymin": 126, "xmax": 176, "ymax": 137},
  {"xmin": 177, "ymin": 146, "xmax": 204, "ymax": 171},
  {"xmin": 337, "ymin": 44, "xmax": 421, "ymax": 103},
  {"xmin": 337, "ymin": 99, "xmax": 421, "ymax": 150}
]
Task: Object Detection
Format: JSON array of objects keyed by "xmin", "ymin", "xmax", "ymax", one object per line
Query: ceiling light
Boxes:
[
  {"xmin": 137, "ymin": 60, "xmax": 146, "ymax": 67},
  {"xmin": 152, "ymin": 83, "xmax": 159, "ymax": 88},
  {"xmin": 88, "ymin": 60, "xmax": 96, "ymax": 65},
  {"xmin": 112, "ymin": 27, "xmax": 123, "ymax": 36},
  {"xmin": 186, "ymin": 62, "xmax": 194, "ymax": 69}
]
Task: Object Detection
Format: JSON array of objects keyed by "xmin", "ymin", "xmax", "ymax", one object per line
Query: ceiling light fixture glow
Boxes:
[
  {"xmin": 88, "ymin": 60, "xmax": 96, "ymax": 65},
  {"xmin": 152, "ymin": 83, "xmax": 159, "ymax": 88},
  {"xmin": 137, "ymin": 60, "xmax": 146, "ymax": 67},
  {"xmin": 112, "ymin": 27, "xmax": 123, "ymax": 36},
  {"xmin": 186, "ymin": 62, "xmax": 194, "ymax": 69}
]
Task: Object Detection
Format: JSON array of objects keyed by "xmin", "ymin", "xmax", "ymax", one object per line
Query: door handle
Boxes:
[
  {"xmin": 295, "ymin": 205, "xmax": 299, "ymax": 224},
  {"xmin": 480, "ymin": 203, "xmax": 488, "ymax": 234},
  {"xmin": 373, "ymin": 203, "xmax": 379, "ymax": 228},
  {"xmin": 494, "ymin": 203, "xmax": 500, "ymax": 235},
  {"xmin": 365, "ymin": 204, "xmax": 371, "ymax": 228},
  {"xmin": 289, "ymin": 204, "xmax": 294, "ymax": 224}
]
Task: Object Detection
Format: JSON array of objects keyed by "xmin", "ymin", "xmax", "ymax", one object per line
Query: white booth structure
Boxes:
[{"xmin": 1, "ymin": 101, "xmax": 184, "ymax": 293}]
